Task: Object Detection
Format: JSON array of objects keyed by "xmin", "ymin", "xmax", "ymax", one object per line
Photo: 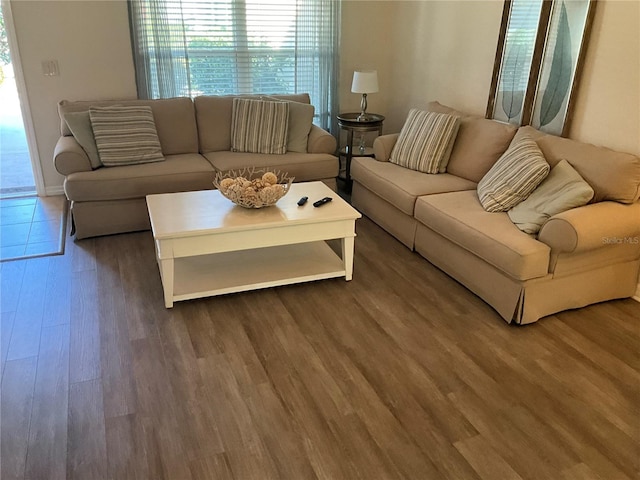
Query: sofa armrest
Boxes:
[
  {"xmin": 538, "ymin": 201, "xmax": 640, "ymax": 254},
  {"xmin": 307, "ymin": 124, "xmax": 337, "ymax": 154},
  {"xmin": 373, "ymin": 133, "xmax": 399, "ymax": 162},
  {"xmin": 54, "ymin": 136, "xmax": 92, "ymax": 175}
]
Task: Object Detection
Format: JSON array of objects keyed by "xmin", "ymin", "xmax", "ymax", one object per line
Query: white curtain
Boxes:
[{"xmin": 128, "ymin": 0, "xmax": 340, "ymax": 131}]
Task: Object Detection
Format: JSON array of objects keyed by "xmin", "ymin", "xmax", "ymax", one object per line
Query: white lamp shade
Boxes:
[{"xmin": 351, "ymin": 70, "xmax": 379, "ymax": 94}]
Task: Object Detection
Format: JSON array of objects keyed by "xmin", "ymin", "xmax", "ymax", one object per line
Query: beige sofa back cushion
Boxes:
[
  {"xmin": 425, "ymin": 101, "xmax": 518, "ymax": 183},
  {"xmin": 195, "ymin": 94, "xmax": 311, "ymax": 153},
  {"xmin": 58, "ymin": 97, "xmax": 198, "ymax": 155},
  {"xmin": 514, "ymin": 126, "xmax": 640, "ymax": 204}
]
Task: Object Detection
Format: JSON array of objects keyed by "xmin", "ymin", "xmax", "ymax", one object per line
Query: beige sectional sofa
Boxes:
[
  {"xmin": 54, "ymin": 94, "xmax": 338, "ymax": 239},
  {"xmin": 351, "ymin": 102, "xmax": 640, "ymax": 324}
]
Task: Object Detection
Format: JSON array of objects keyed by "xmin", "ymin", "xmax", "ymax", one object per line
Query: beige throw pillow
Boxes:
[
  {"xmin": 477, "ymin": 135, "xmax": 550, "ymax": 212},
  {"xmin": 231, "ymin": 98, "xmax": 289, "ymax": 155},
  {"xmin": 89, "ymin": 106, "xmax": 164, "ymax": 167},
  {"xmin": 262, "ymin": 96, "xmax": 314, "ymax": 153},
  {"xmin": 508, "ymin": 159, "xmax": 594, "ymax": 234},
  {"xmin": 63, "ymin": 111, "xmax": 102, "ymax": 169},
  {"xmin": 390, "ymin": 109, "xmax": 460, "ymax": 174}
]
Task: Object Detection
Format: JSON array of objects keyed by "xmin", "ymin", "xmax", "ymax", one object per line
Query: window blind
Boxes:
[
  {"xmin": 502, "ymin": 0, "xmax": 542, "ymax": 90},
  {"xmin": 129, "ymin": 0, "xmax": 339, "ymax": 129},
  {"xmin": 494, "ymin": 0, "xmax": 543, "ymax": 123}
]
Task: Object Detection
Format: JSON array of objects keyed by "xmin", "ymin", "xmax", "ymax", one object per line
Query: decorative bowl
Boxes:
[{"xmin": 213, "ymin": 168, "xmax": 294, "ymax": 208}]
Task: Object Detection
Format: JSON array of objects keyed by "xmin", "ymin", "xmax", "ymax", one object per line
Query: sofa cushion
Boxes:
[
  {"xmin": 263, "ymin": 96, "xmax": 315, "ymax": 153},
  {"xmin": 390, "ymin": 109, "xmax": 460, "ymax": 173},
  {"xmin": 414, "ymin": 190, "xmax": 550, "ymax": 280},
  {"xmin": 64, "ymin": 153, "xmax": 215, "ymax": 202},
  {"xmin": 351, "ymin": 157, "xmax": 477, "ymax": 216},
  {"xmin": 425, "ymin": 101, "xmax": 518, "ymax": 182},
  {"xmin": 231, "ymin": 98, "xmax": 289, "ymax": 154},
  {"xmin": 63, "ymin": 111, "xmax": 101, "ymax": 169},
  {"xmin": 508, "ymin": 159, "xmax": 594, "ymax": 234},
  {"xmin": 514, "ymin": 126, "xmax": 640, "ymax": 204},
  {"xmin": 58, "ymin": 97, "xmax": 198, "ymax": 155},
  {"xmin": 195, "ymin": 94, "xmax": 311, "ymax": 153},
  {"xmin": 477, "ymin": 135, "xmax": 550, "ymax": 212},
  {"xmin": 204, "ymin": 151, "xmax": 338, "ymax": 183},
  {"xmin": 89, "ymin": 106, "xmax": 164, "ymax": 167}
]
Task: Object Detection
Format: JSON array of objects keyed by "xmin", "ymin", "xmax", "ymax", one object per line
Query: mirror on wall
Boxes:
[{"xmin": 486, "ymin": 0, "xmax": 596, "ymax": 137}]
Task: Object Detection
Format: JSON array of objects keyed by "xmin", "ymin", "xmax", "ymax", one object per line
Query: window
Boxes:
[
  {"xmin": 128, "ymin": 0, "xmax": 340, "ymax": 130},
  {"xmin": 487, "ymin": 0, "xmax": 596, "ymax": 136}
]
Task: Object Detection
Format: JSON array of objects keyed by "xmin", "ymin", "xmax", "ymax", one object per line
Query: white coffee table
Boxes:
[{"xmin": 146, "ymin": 181, "xmax": 362, "ymax": 308}]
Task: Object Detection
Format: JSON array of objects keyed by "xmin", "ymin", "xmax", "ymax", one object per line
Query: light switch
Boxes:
[{"xmin": 41, "ymin": 60, "xmax": 59, "ymax": 76}]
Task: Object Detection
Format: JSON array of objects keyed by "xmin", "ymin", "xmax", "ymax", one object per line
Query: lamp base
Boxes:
[{"xmin": 357, "ymin": 93, "xmax": 370, "ymax": 122}]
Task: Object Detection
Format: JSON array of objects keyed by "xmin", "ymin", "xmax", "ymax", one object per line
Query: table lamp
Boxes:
[{"xmin": 351, "ymin": 70, "xmax": 379, "ymax": 122}]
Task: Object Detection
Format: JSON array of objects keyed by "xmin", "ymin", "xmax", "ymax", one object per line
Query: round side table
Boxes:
[{"xmin": 337, "ymin": 113, "xmax": 385, "ymax": 190}]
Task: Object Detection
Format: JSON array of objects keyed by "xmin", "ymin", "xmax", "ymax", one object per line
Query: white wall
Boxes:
[
  {"xmin": 340, "ymin": 1, "xmax": 503, "ymax": 133},
  {"xmin": 10, "ymin": 0, "xmax": 137, "ymax": 195},
  {"xmin": 569, "ymin": 0, "xmax": 640, "ymax": 155}
]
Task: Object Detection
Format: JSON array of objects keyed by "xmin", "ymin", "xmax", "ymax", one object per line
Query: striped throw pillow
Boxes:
[
  {"xmin": 477, "ymin": 135, "xmax": 550, "ymax": 212},
  {"xmin": 231, "ymin": 98, "xmax": 289, "ymax": 154},
  {"xmin": 390, "ymin": 109, "xmax": 460, "ymax": 174},
  {"xmin": 89, "ymin": 106, "xmax": 164, "ymax": 167}
]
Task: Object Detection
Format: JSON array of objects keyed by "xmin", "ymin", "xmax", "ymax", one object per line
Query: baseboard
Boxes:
[{"xmin": 45, "ymin": 185, "xmax": 65, "ymax": 196}]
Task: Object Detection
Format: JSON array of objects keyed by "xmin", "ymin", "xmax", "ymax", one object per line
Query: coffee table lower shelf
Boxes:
[{"xmin": 164, "ymin": 240, "xmax": 347, "ymax": 305}]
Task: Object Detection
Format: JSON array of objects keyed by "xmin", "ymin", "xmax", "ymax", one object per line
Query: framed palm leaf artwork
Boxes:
[{"xmin": 486, "ymin": 0, "xmax": 596, "ymax": 137}]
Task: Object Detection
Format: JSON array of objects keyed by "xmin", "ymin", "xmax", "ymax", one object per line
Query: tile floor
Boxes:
[{"xmin": 0, "ymin": 195, "xmax": 67, "ymax": 261}]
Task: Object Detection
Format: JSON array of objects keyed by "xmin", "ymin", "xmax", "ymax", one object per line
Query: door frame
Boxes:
[{"xmin": 2, "ymin": 0, "xmax": 45, "ymax": 196}]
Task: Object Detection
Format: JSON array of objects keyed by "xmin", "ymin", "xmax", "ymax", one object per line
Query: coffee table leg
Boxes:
[
  {"xmin": 342, "ymin": 236, "xmax": 355, "ymax": 281},
  {"xmin": 159, "ymin": 258, "xmax": 175, "ymax": 308}
]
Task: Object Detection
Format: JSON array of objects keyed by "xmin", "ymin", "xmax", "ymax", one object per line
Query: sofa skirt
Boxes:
[
  {"xmin": 71, "ymin": 199, "xmax": 151, "ymax": 240},
  {"xmin": 414, "ymin": 223, "xmax": 639, "ymax": 324}
]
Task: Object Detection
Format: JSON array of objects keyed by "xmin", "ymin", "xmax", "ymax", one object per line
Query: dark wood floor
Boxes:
[{"xmin": 1, "ymin": 215, "xmax": 638, "ymax": 480}]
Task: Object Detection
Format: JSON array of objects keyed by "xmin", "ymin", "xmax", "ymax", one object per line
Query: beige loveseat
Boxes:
[
  {"xmin": 351, "ymin": 101, "xmax": 640, "ymax": 324},
  {"xmin": 53, "ymin": 94, "xmax": 338, "ymax": 239}
]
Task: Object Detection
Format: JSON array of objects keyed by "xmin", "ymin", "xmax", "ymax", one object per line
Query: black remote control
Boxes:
[
  {"xmin": 313, "ymin": 196, "xmax": 333, "ymax": 207},
  {"xmin": 297, "ymin": 196, "xmax": 308, "ymax": 206}
]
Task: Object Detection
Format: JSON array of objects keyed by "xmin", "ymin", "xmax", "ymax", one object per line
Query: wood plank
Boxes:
[
  {"xmin": 189, "ymin": 453, "xmax": 235, "ymax": 480},
  {"xmin": 0, "ymin": 259, "xmax": 26, "ymax": 313},
  {"xmin": 116, "ymin": 232, "xmax": 165, "ymax": 340},
  {"xmin": 67, "ymin": 379, "xmax": 108, "ymax": 480},
  {"xmin": 198, "ymin": 353, "xmax": 281, "ymax": 480},
  {"xmin": 454, "ymin": 434, "xmax": 524, "ymax": 480},
  {"xmin": 562, "ymin": 462, "xmax": 605, "ymax": 480},
  {"xmin": 105, "ymin": 414, "xmax": 158, "ymax": 480},
  {"xmin": 0, "ymin": 356, "xmax": 38, "ymax": 480},
  {"xmin": 71, "ymin": 237, "xmax": 96, "ymax": 272},
  {"xmin": 70, "ymin": 269, "xmax": 101, "ymax": 383},
  {"xmin": 539, "ymin": 319, "xmax": 640, "ymax": 393},
  {"xmin": 95, "ymin": 235, "xmax": 137, "ymax": 418},
  {"xmin": 25, "ymin": 324, "xmax": 70, "ymax": 480},
  {"xmin": 130, "ymin": 335, "xmax": 194, "ymax": 480},
  {"xmin": 6, "ymin": 257, "xmax": 50, "ymax": 361},
  {"xmin": 448, "ymin": 387, "xmax": 577, "ymax": 479},
  {"xmin": 1, "ymin": 310, "xmax": 15, "ymax": 378},
  {"xmin": 243, "ymin": 382, "xmax": 321, "ymax": 480},
  {"xmin": 155, "ymin": 306, "xmax": 226, "ymax": 461},
  {"xmin": 42, "ymin": 248, "xmax": 72, "ymax": 327}
]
